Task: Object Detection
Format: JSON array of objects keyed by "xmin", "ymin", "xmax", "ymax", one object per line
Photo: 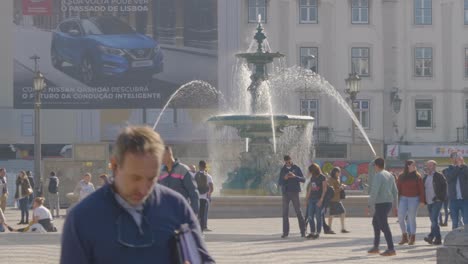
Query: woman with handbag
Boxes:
[
  {"xmin": 327, "ymin": 167, "xmax": 350, "ymax": 234},
  {"xmin": 14, "ymin": 171, "xmax": 32, "ymax": 224}
]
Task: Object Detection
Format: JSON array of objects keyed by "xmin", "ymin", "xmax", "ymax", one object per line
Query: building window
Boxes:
[
  {"xmin": 415, "ymin": 47, "xmax": 433, "ymax": 77},
  {"xmin": 21, "ymin": 113, "xmax": 33, "ymax": 137},
  {"xmin": 465, "ymin": 0, "xmax": 468, "ymax": 25},
  {"xmin": 415, "ymin": 100, "xmax": 433, "ymax": 128},
  {"xmin": 351, "ymin": 0, "xmax": 369, "ymax": 24},
  {"xmin": 353, "ymin": 100, "xmax": 370, "ymax": 129},
  {"xmin": 414, "ymin": 0, "xmax": 432, "ymax": 25},
  {"xmin": 299, "ymin": 0, "xmax": 318, "ymax": 24},
  {"xmin": 300, "ymin": 47, "xmax": 318, "ymax": 73},
  {"xmin": 300, "ymin": 99, "xmax": 319, "ymax": 125},
  {"xmin": 351, "ymin": 47, "xmax": 370, "ymax": 76},
  {"xmin": 465, "ymin": 49, "xmax": 468, "ymax": 77},
  {"xmin": 248, "ymin": 0, "xmax": 266, "ymax": 23}
]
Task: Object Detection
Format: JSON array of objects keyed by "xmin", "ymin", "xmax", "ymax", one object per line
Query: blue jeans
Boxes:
[
  {"xmin": 449, "ymin": 199, "xmax": 468, "ymax": 229},
  {"xmin": 439, "ymin": 199, "xmax": 449, "ymax": 225},
  {"xmin": 398, "ymin": 196, "xmax": 420, "ymax": 234},
  {"xmin": 307, "ymin": 199, "xmax": 322, "ymax": 234},
  {"xmin": 0, "ymin": 224, "xmax": 4, "ymax": 232},
  {"xmin": 427, "ymin": 202, "xmax": 443, "ymax": 240}
]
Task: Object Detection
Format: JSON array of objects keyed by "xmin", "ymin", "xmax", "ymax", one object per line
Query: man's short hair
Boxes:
[
  {"xmin": 283, "ymin": 155, "xmax": 291, "ymax": 161},
  {"xmin": 427, "ymin": 160, "xmax": 437, "ymax": 166},
  {"xmin": 374, "ymin": 157, "xmax": 385, "ymax": 169},
  {"xmin": 199, "ymin": 160, "xmax": 207, "ymax": 169},
  {"xmin": 113, "ymin": 126, "xmax": 165, "ymax": 167},
  {"xmin": 0, "ymin": 168, "xmax": 5, "ymax": 173},
  {"xmin": 50, "ymin": 171, "xmax": 56, "ymax": 176}
]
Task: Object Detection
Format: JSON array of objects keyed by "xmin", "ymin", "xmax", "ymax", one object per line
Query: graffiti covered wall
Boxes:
[{"xmin": 315, "ymin": 160, "xmax": 405, "ymax": 191}]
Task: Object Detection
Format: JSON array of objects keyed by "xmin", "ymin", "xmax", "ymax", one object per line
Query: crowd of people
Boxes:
[
  {"xmin": 2, "ymin": 125, "xmax": 468, "ymax": 262},
  {"xmin": 280, "ymin": 151, "xmax": 468, "ymax": 257}
]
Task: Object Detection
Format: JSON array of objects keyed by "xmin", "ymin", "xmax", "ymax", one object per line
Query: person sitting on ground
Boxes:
[{"xmin": 6, "ymin": 197, "xmax": 57, "ymax": 233}]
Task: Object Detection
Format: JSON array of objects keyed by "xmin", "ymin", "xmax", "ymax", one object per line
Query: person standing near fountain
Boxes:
[
  {"xmin": 159, "ymin": 146, "xmax": 199, "ymax": 215},
  {"xmin": 327, "ymin": 167, "xmax": 350, "ymax": 234},
  {"xmin": 195, "ymin": 160, "xmax": 214, "ymax": 232},
  {"xmin": 278, "ymin": 155, "xmax": 306, "ymax": 238},
  {"xmin": 368, "ymin": 157, "xmax": 398, "ymax": 256},
  {"xmin": 305, "ymin": 163, "xmax": 328, "ymax": 240},
  {"xmin": 396, "ymin": 160, "xmax": 425, "ymax": 246},
  {"xmin": 423, "ymin": 160, "xmax": 447, "ymax": 245}
]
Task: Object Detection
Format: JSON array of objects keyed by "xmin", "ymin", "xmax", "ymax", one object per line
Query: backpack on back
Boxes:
[
  {"xmin": 48, "ymin": 177, "xmax": 58, "ymax": 194},
  {"xmin": 194, "ymin": 172, "xmax": 209, "ymax": 195}
]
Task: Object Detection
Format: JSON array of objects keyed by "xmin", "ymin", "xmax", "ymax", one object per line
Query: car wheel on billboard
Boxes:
[
  {"xmin": 50, "ymin": 46, "xmax": 63, "ymax": 70},
  {"xmin": 80, "ymin": 57, "xmax": 97, "ymax": 85}
]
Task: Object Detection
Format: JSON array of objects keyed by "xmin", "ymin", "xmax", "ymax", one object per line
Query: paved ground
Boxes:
[{"xmin": 0, "ymin": 207, "xmax": 446, "ymax": 263}]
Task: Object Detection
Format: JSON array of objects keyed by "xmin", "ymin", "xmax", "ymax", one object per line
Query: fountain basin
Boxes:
[
  {"xmin": 236, "ymin": 52, "xmax": 284, "ymax": 64},
  {"xmin": 207, "ymin": 114, "xmax": 313, "ymax": 138}
]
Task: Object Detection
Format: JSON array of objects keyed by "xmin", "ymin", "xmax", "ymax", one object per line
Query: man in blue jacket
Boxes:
[
  {"xmin": 159, "ymin": 146, "xmax": 199, "ymax": 215},
  {"xmin": 444, "ymin": 151, "xmax": 468, "ymax": 229},
  {"xmin": 278, "ymin": 155, "xmax": 306, "ymax": 238},
  {"xmin": 60, "ymin": 126, "xmax": 214, "ymax": 264}
]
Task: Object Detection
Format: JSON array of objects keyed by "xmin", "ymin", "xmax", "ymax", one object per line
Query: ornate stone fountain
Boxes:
[{"xmin": 207, "ymin": 21, "xmax": 314, "ymax": 195}]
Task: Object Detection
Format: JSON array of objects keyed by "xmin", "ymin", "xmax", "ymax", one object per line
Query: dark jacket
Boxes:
[
  {"xmin": 278, "ymin": 164, "xmax": 305, "ymax": 193},
  {"xmin": 159, "ymin": 162, "xmax": 200, "ymax": 214},
  {"xmin": 444, "ymin": 164, "xmax": 468, "ymax": 200},
  {"xmin": 423, "ymin": 171, "xmax": 447, "ymax": 203},
  {"xmin": 60, "ymin": 184, "xmax": 215, "ymax": 264},
  {"xmin": 14, "ymin": 177, "xmax": 31, "ymax": 199}
]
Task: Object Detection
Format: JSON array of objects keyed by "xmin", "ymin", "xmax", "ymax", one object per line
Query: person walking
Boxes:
[
  {"xmin": 74, "ymin": 173, "xmax": 95, "ymax": 202},
  {"xmin": 305, "ymin": 163, "xmax": 328, "ymax": 240},
  {"xmin": 278, "ymin": 155, "xmax": 306, "ymax": 238},
  {"xmin": 0, "ymin": 168, "xmax": 8, "ymax": 212},
  {"xmin": 396, "ymin": 160, "xmax": 425, "ymax": 246},
  {"xmin": 159, "ymin": 146, "xmax": 199, "ymax": 215},
  {"xmin": 327, "ymin": 167, "xmax": 350, "ymax": 234},
  {"xmin": 195, "ymin": 160, "xmax": 214, "ymax": 232},
  {"xmin": 47, "ymin": 171, "xmax": 60, "ymax": 218},
  {"xmin": 14, "ymin": 171, "xmax": 32, "ymax": 224},
  {"xmin": 60, "ymin": 126, "xmax": 214, "ymax": 263},
  {"xmin": 423, "ymin": 160, "xmax": 447, "ymax": 245},
  {"xmin": 444, "ymin": 151, "xmax": 468, "ymax": 230},
  {"xmin": 368, "ymin": 157, "xmax": 398, "ymax": 257}
]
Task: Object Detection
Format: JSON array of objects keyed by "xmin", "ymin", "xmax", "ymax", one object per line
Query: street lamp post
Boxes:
[
  {"xmin": 31, "ymin": 55, "xmax": 46, "ymax": 193},
  {"xmin": 345, "ymin": 72, "xmax": 361, "ymax": 143}
]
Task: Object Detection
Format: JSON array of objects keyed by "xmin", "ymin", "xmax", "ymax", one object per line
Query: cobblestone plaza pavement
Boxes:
[{"xmin": 0, "ymin": 208, "xmax": 446, "ymax": 263}]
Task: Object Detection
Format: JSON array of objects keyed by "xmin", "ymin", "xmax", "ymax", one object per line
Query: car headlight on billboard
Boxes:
[
  {"xmin": 154, "ymin": 45, "xmax": 161, "ymax": 54},
  {"xmin": 98, "ymin": 45, "xmax": 125, "ymax": 56}
]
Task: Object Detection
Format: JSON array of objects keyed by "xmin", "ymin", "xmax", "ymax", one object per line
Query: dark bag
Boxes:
[
  {"xmin": 340, "ymin": 189, "xmax": 346, "ymax": 200},
  {"xmin": 48, "ymin": 178, "xmax": 58, "ymax": 194},
  {"xmin": 172, "ymin": 224, "xmax": 202, "ymax": 264},
  {"xmin": 324, "ymin": 185, "xmax": 335, "ymax": 202},
  {"xmin": 195, "ymin": 172, "xmax": 209, "ymax": 195}
]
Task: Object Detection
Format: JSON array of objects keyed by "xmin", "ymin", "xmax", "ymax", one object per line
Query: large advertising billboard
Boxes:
[{"xmin": 13, "ymin": 0, "xmax": 218, "ymax": 109}]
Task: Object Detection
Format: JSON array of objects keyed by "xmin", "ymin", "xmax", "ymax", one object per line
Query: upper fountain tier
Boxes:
[{"xmin": 235, "ymin": 21, "xmax": 284, "ymax": 65}]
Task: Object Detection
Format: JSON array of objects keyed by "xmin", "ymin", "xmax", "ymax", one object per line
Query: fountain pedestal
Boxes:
[{"xmin": 437, "ymin": 228, "xmax": 468, "ymax": 263}]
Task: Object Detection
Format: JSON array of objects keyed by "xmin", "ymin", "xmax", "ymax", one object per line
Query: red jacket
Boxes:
[{"xmin": 397, "ymin": 172, "xmax": 425, "ymax": 203}]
